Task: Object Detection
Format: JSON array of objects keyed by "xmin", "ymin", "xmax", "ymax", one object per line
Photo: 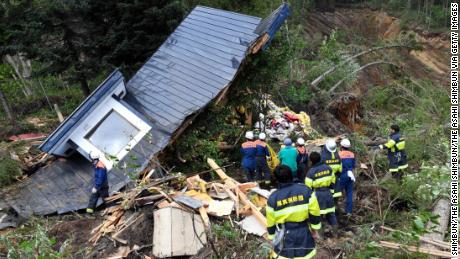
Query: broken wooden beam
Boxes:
[
  {"xmin": 380, "ymin": 226, "xmax": 450, "ymax": 250},
  {"xmin": 207, "ymin": 158, "xmax": 267, "ymax": 226},
  {"xmin": 251, "ymin": 33, "xmax": 270, "ymax": 54},
  {"xmin": 378, "ymin": 241, "xmax": 451, "ymax": 257},
  {"xmin": 207, "ymin": 158, "xmax": 237, "ymax": 189}
]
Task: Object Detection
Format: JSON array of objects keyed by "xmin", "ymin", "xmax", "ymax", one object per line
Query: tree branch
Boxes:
[
  {"xmin": 310, "ymin": 44, "xmax": 411, "ymax": 90},
  {"xmin": 328, "ymin": 61, "xmax": 399, "ymax": 94}
]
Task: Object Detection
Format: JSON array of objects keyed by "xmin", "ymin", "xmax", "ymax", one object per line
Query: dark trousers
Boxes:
[
  {"xmin": 323, "ymin": 212, "xmax": 338, "ymax": 226},
  {"xmin": 340, "ymin": 176, "xmax": 353, "ymax": 214},
  {"xmin": 87, "ymin": 182, "xmax": 109, "ymax": 210},
  {"xmin": 243, "ymin": 167, "xmax": 257, "ymax": 182},
  {"xmin": 297, "ymin": 163, "xmax": 308, "ymax": 182},
  {"xmin": 256, "ymin": 157, "xmax": 271, "ymax": 180}
]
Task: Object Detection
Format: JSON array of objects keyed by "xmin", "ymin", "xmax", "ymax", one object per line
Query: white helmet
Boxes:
[
  {"xmin": 340, "ymin": 138, "xmax": 351, "ymax": 148},
  {"xmin": 296, "ymin": 138, "xmax": 305, "ymax": 146},
  {"xmin": 89, "ymin": 151, "xmax": 100, "ymax": 160},
  {"xmin": 245, "ymin": 131, "xmax": 254, "ymax": 140},
  {"xmin": 259, "ymin": 132, "xmax": 266, "ymax": 140},
  {"xmin": 325, "ymin": 138, "xmax": 337, "ymax": 153}
]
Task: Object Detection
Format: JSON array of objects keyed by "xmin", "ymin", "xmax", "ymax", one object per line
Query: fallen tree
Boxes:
[
  {"xmin": 327, "ymin": 61, "xmax": 399, "ymax": 94},
  {"xmin": 310, "ymin": 44, "xmax": 411, "ymax": 90},
  {"xmin": 421, "ymin": 198, "xmax": 450, "ymax": 257}
]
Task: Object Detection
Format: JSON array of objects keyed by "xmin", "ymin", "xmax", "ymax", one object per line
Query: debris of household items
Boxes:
[
  {"xmin": 90, "ymin": 158, "xmax": 271, "ymax": 252},
  {"xmin": 3, "ymin": 136, "xmax": 53, "ymax": 174},
  {"xmin": 153, "ymin": 207, "xmax": 207, "ymax": 258},
  {"xmin": 257, "ymin": 99, "xmax": 317, "ymax": 141}
]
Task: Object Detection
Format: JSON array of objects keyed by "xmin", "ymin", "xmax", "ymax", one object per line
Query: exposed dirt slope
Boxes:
[{"xmin": 304, "ymin": 8, "xmax": 449, "ymax": 133}]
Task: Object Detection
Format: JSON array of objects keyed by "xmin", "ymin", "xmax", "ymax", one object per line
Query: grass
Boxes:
[{"xmin": 0, "ymin": 218, "xmax": 72, "ymax": 259}]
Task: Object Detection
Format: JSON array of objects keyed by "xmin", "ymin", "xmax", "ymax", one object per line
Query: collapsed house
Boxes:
[{"xmin": 0, "ymin": 4, "xmax": 290, "ymax": 218}]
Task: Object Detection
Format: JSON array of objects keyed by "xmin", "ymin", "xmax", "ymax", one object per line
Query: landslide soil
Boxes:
[{"xmin": 304, "ymin": 8, "xmax": 449, "ymax": 134}]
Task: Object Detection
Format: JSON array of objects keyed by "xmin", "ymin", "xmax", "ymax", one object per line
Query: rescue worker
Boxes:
[
  {"xmin": 379, "ymin": 124, "xmax": 408, "ymax": 179},
  {"xmin": 266, "ymin": 165, "xmax": 321, "ymax": 259},
  {"xmin": 321, "ymin": 139, "xmax": 342, "ymax": 199},
  {"xmin": 255, "ymin": 132, "xmax": 271, "ymax": 183},
  {"xmin": 296, "ymin": 137, "xmax": 309, "ymax": 182},
  {"xmin": 241, "ymin": 131, "xmax": 257, "ymax": 181},
  {"xmin": 305, "ymin": 152, "xmax": 338, "ymax": 236},
  {"xmin": 338, "ymin": 139, "xmax": 356, "ymax": 218},
  {"xmin": 278, "ymin": 138, "xmax": 298, "ymax": 179},
  {"xmin": 87, "ymin": 151, "xmax": 109, "ymax": 213}
]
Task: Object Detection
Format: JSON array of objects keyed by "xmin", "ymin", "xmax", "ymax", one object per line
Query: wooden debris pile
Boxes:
[{"xmin": 89, "ymin": 158, "xmax": 271, "ymax": 251}]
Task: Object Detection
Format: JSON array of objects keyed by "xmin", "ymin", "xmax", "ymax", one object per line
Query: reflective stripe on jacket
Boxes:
[
  {"xmin": 320, "ymin": 149, "xmax": 342, "ymax": 174},
  {"xmin": 383, "ymin": 132, "xmax": 406, "ymax": 154},
  {"xmin": 266, "ymin": 183, "xmax": 321, "ymax": 258},
  {"xmin": 304, "ymin": 163, "xmax": 335, "ymax": 190}
]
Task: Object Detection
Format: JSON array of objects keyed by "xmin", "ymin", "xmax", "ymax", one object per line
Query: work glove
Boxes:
[
  {"xmin": 347, "ymin": 170, "xmax": 355, "ymax": 182},
  {"xmin": 91, "ymin": 187, "xmax": 97, "ymax": 194},
  {"xmin": 378, "ymin": 144, "xmax": 383, "ymax": 150}
]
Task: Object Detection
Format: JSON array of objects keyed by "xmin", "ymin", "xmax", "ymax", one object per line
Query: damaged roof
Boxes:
[{"xmin": 2, "ymin": 4, "xmax": 290, "ymax": 217}]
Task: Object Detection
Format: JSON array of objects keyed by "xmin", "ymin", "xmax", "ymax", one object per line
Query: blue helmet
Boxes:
[{"xmin": 284, "ymin": 138, "xmax": 292, "ymax": 146}]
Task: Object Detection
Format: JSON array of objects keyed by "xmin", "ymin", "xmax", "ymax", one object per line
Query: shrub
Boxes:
[
  {"xmin": 0, "ymin": 223, "xmax": 71, "ymax": 258},
  {"xmin": 0, "ymin": 153, "xmax": 22, "ymax": 187}
]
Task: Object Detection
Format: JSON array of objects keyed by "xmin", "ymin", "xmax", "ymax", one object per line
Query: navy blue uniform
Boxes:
[
  {"xmin": 305, "ymin": 163, "xmax": 338, "ymax": 226},
  {"xmin": 339, "ymin": 149, "xmax": 356, "ymax": 214},
  {"xmin": 382, "ymin": 132, "xmax": 408, "ymax": 173},
  {"xmin": 88, "ymin": 160, "xmax": 109, "ymax": 210},
  {"xmin": 241, "ymin": 141, "xmax": 257, "ymax": 181},
  {"xmin": 255, "ymin": 139, "xmax": 271, "ymax": 181},
  {"xmin": 296, "ymin": 146, "xmax": 309, "ymax": 181},
  {"xmin": 267, "ymin": 183, "xmax": 321, "ymax": 259},
  {"xmin": 321, "ymin": 148, "xmax": 342, "ymax": 198}
]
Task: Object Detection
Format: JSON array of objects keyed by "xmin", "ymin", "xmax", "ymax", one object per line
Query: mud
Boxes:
[
  {"xmin": 304, "ymin": 8, "xmax": 449, "ymax": 133},
  {"xmin": 49, "ymin": 217, "xmax": 102, "ymax": 255}
]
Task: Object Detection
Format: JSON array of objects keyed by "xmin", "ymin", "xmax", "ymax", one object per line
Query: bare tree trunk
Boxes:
[
  {"xmin": 421, "ymin": 198, "xmax": 450, "ymax": 258},
  {"xmin": 3, "ymin": 54, "xmax": 33, "ymax": 96},
  {"xmin": 0, "ymin": 88, "xmax": 14, "ymax": 123},
  {"xmin": 310, "ymin": 44, "xmax": 411, "ymax": 90}
]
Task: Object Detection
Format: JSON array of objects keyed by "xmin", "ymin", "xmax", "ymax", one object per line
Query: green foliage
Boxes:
[
  {"xmin": 213, "ymin": 221, "xmax": 238, "ymax": 240},
  {"xmin": 383, "ymin": 164, "xmax": 449, "ymax": 211},
  {"xmin": 0, "ymin": 152, "xmax": 21, "ymax": 187},
  {"xmin": 0, "ymin": 223, "xmax": 71, "ymax": 259},
  {"xmin": 0, "ymin": 0, "xmax": 185, "ymax": 95},
  {"xmin": 365, "ymin": 78, "xmax": 449, "ymax": 164},
  {"xmin": 306, "ymin": 30, "xmax": 360, "ymax": 91}
]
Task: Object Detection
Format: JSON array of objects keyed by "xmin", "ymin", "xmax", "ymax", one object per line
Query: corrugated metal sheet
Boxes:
[
  {"xmin": 2, "ymin": 5, "xmax": 289, "ymax": 217},
  {"xmin": 125, "ymin": 5, "xmax": 260, "ymax": 132}
]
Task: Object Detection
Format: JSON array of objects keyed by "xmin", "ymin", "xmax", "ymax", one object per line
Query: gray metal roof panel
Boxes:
[{"xmin": 195, "ymin": 6, "xmax": 262, "ymax": 25}]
